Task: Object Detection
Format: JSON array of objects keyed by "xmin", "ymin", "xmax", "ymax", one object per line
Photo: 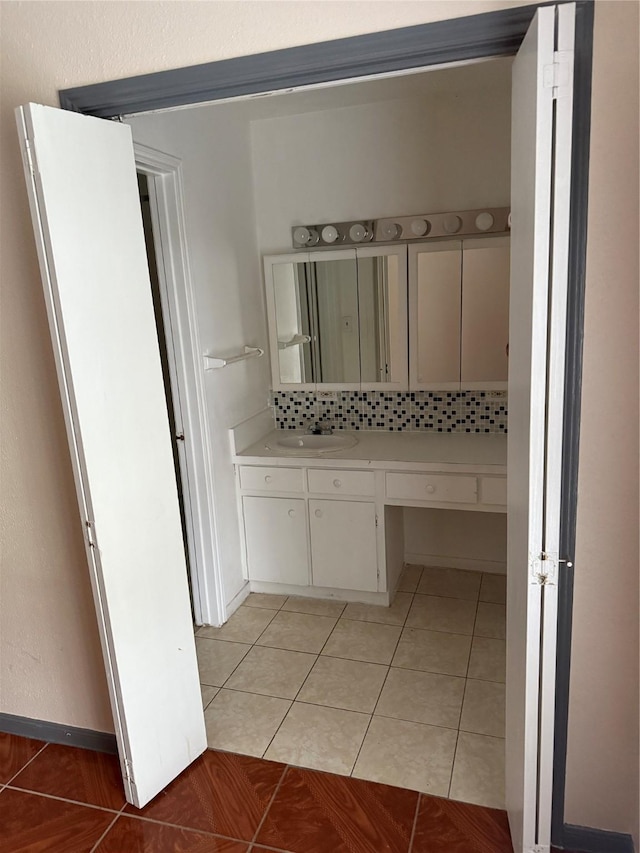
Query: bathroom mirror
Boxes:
[{"xmin": 264, "ymin": 246, "xmax": 407, "ymax": 390}]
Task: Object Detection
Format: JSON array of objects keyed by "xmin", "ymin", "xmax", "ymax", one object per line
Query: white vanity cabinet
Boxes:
[
  {"xmin": 409, "ymin": 236, "xmax": 510, "ymax": 391},
  {"xmin": 238, "ymin": 464, "xmax": 381, "ymax": 596}
]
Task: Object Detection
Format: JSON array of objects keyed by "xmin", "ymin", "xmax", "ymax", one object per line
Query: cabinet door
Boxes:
[
  {"xmin": 409, "ymin": 242, "xmax": 462, "ymax": 390},
  {"xmin": 309, "ymin": 500, "xmax": 378, "ymax": 591},
  {"xmin": 461, "ymin": 237, "xmax": 510, "ymax": 388},
  {"xmin": 243, "ymin": 496, "xmax": 309, "ymax": 585}
]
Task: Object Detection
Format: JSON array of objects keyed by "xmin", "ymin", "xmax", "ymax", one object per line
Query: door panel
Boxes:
[
  {"xmin": 16, "ymin": 104, "xmax": 206, "ymax": 807},
  {"xmin": 243, "ymin": 496, "xmax": 309, "ymax": 585},
  {"xmin": 507, "ymin": 5, "xmax": 574, "ymax": 851},
  {"xmin": 309, "ymin": 499, "xmax": 378, "ymax": 591}
]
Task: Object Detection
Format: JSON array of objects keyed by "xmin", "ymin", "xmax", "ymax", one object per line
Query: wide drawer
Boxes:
[
  {"xmin": 386, "ymin": 472, "xmax": 478, "ymax": 504},
  {"xmin": 479, "ymin": 477, "xmax": 507, "ymax": 506},
  {"xmin": 307, "ymin": 468, "xmax": 376, "ymax": 497},
  {"xmin": 239, "ymin": 465, "xmax": 304, "ymax": 493}
]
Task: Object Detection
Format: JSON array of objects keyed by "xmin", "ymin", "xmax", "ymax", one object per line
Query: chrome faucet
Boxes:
[{"xmin": 305, "ymin": 419, "xmax": 334, "ymax": 436}]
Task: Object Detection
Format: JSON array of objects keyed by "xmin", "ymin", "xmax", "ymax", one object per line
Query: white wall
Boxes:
[
  {"xmin": 250, "ymin": 82, "xmax": 511, "ymax": 253},
  {"xmin": 404, "ymin": 508, "xmax": 507, "ymax": 573},
  {"xmin": 128, "ymin": 104, "xmax": 270, "ymax": 612}
]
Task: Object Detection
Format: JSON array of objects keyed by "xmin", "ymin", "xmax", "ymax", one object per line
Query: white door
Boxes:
[
  {"xmin": 309, "ymin": 499, "xmax": 378, "ymax": 591},
  {"xmin": 15, "ymin": 104, "xmax": 207, "ymax": 807},
  {"xmin": 507, "ymin": 5, "xmax": 574, "ymax": 852}
]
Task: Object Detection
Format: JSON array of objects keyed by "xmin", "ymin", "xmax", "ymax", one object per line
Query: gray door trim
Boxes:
[{"xmin": 57, "ymin": 3, "xmax": 613, "ymax": 850}]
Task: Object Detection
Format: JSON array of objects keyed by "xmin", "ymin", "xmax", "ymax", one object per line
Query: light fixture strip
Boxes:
[{"xmin": 291, "ymin": 207, "xmax": 510, "ymax": 248}]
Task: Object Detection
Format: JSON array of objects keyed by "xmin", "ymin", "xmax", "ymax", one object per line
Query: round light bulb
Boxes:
[
  {"xmin": 349, "ymin": 223, "xmax": 368, "ymax": 242},
  {"xmin": 379, "ymin": 222, "xmax": 401, "ymax": 240},
  {"xmin": 443, "ymin": 214, "xmax": 462, "ymax": 234},
  {"xmin": 475, "ymin": 212, "xmax": 494, "ymax": 231},
  {"xmin": 410, "ymin": 218, "xmax": 430, "ymax": 237},
  {"xmin": 321, "ymin": 225, "xmax": 339, "ymax": 244},
  {"xmin": 293, "ymin": 226, "xmax": 310, "ymax": 246}
]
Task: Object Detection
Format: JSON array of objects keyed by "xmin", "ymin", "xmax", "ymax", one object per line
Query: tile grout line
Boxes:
[
  {"xmin": 118, "ymin": 808, "xmax": 254, "ymax": 846},
  {"xmin": 88, "ymin": 802, "xmax": 128, "ymax": 853},
  {"xmin": 348, "ymin": 586, "xmax": 416, "ymax": 780},
  {"xmin": 3, "ymin": 740, "xmax": 49, "ymax": 787},
  {"xmin": 5, "ymin": 784, "xmax": 124, "ymax": 814},
  {"xmin": 248, "ymin": 763, "xmax": 289, "ymax": 848},
  {"xmin": 407, "ymin": 790, "xmax": 423, "ymax": 853}
]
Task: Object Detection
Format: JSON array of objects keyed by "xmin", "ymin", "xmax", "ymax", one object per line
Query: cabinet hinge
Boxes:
[
  {"xmin": 543, "ymin": 50, "xmax": 573, "ymax": 99},
  {"xmin": 85, "ymin": 520, "xmax": 96, "ymax": 549}
]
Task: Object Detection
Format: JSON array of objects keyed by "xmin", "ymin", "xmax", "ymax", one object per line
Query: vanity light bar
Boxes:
[{"xmin": 292, "ymin": 207, "xmax": 510, "ymax": 248}]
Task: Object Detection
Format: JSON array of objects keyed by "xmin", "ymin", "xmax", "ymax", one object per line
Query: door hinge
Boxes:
[
  {"xmin": 23, "ymin": 137, "xmax": 37, "ymax": 177},
  {"xmin": 124, "ymin": 758, "xmax": 135, "ymax": 783},
  {"xmin": 543, "ymin": 50, "xmax": 573, "ymax": 99},
  {"xmin": 375, "ymin": 515, "xmax": 378, "ymax": 528},
  {"xmin": 530, "ymin": 551, "xmax": 574, "ymax": 585},
  {"xmin": 85, "ymin": 520, "xmax": 96, "ymax": 549}
]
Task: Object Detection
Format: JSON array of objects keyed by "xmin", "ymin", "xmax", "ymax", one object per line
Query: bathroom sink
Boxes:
[{"xmin": 269, "ymin": 433, "xmax": 358, "ymax": 454}]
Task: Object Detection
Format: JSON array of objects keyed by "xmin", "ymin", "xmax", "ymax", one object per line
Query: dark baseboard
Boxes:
[
  {"xmin": 0, "ymin": 712, "xmax": 117, "ymax": 755},
  {"xmin": 558, "ymin": 823, "xmax": 636, "ymax": 853}
]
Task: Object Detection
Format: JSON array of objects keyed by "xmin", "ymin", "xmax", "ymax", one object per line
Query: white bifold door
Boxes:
[
  {"xmin": 507, "ymin": 4, "xmax": 574, "ymax": 853},
  {"xmin": 15, "ymin": 104, "xmax": 206, "ymax": 807}
]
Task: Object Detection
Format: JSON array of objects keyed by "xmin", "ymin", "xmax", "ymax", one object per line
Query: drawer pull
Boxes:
[
  {"xmin": 314, "ymin": 509, "xmax": 323, "ymax": 518},
  {"xmin": 288, "ymin": 509, "xmax": 296, "ymax": 518},
  {"xmin": 264, "ymin": 475, "xmax": 272, "ymax": 483},
  {"xmin": 333, "ymin": 479, "xmax": 342, "ymax": 488},
  {"xmin": 425, "ymin": 484, "xmax": 436, "ymax": 495}
]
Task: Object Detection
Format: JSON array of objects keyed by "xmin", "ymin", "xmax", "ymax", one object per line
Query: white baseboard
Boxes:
[
  {"xmin": 404, "ymin": 553, "xmax": 506, "ymax": 575},
  {"xmin": 249, "ymin": 581, "xmax": 391, "ymax": 606}
]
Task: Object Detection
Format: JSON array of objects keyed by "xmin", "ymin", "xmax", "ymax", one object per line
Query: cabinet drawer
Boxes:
[
  {"xmin": 307, "ymin": 468, "xmax": 376, "ymax": 497},
  {"xmin": 386, "ymin": 472, "xmax": 477, "ymax": 504},
  {"xmin": 239, "ymin": 465, "xmax": 303, "ymax": 493},
  {"xmin": 480, "ymin": 477, "xmax": 507, "ymax": 506}
]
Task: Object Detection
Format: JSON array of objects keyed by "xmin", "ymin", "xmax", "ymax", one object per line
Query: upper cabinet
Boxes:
[
  {"xmin": 264, "ymin": 245, "xmax": 408, "ymax": 391},
  {"xmin": 409, "ymin": 236, "xmax": 510, "ymax": 391},
  {"xmin": 264, "ymin": 234, "xmax": 509, "ymax": 393}
]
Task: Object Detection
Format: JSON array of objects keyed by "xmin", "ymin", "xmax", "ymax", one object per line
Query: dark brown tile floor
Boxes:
[{"xmin": 0, "ymin": 732, "xmax": 575, "ymax": 852}]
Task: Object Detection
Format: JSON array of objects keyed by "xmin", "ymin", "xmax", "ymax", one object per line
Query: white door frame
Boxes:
[{"xmin": 134, "ymin": 143, "xmax": 225, "ymax": 627}]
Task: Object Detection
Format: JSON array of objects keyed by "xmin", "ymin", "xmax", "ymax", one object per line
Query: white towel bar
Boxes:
[{"xmin": 203, "ymin": 346, "xmax": 264, "ymax": 370}]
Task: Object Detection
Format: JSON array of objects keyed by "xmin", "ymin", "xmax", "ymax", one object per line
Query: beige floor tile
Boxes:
[
  {"xmin": 460, "ymin": 679, "xmax": 505, "ymax": 737},
  {"xmin": 479, "ymin": 573, "xmax": 507, "ymax": 604},
  {"xmin": 197, "ymin": 606, "xmax": 275, "ymax": 644},
  {"xmin": 200, "ymin": 685, "xmax": 218, "ymax": 709},
  {"xmin": 204, "ymin": 689, "xmax": 290, "ymax": 757},
  {"xmin": 244, "ymin": 592, "xmax": 288, "ymax": 610},
  {"xmin": 467, "ymin": 637, "xmax": 506, "ymax": 683},
  {"xmin": 474, "ymin": 602, "xmax": 506, "ymax": 639},
  {"xmin": 195, "ymin": 638, "xmax": 250, "ymax": 687},
  {"xmin": 297, "ymin": 656, "xmax": 388, "ymax": 713},
  {"xmin": 342, "ymin": 592, "xmax": 413, "ymax": 626},
  {"xmin": 353, "ymin": 716, "xmax": 457, "ymax": 796},
  {"xmin": 321, "ymin": 619, "xmax": 402, "ymax": 664},
  {"xmin": 417, "ymin": 566, "xmax": 482, "ymax": 601},
  {"xmin": 256, "ymin": 610, "xmax": 337, "ymax": 653},
  {"xmin": 397, "ymin": 565, "xmax": 424, "ymax": 593},
  {"xmin": 264, "ymin": 702, "xmax": 370, "ymax": 774},
  {"xmin": 282, "ymin": 596, "xmax": 346, "ymax": 618},
  {"xmin": 375, "ymin": 667, "xmax": 465, "ymax": 729},
  {"xmin": 406, "ymin": 595, "xmax": 477, "ymax": 635},
  {"xmin": 392, "ymin": 627, "xmax": 471, "ymax": 676},
  {"xmin": 449, "ymin": 731, "xmax": 505, "ymax": 809},
  {"xmin": 224, "ymin": 645, "xmax": 316, "ymax": 699}
]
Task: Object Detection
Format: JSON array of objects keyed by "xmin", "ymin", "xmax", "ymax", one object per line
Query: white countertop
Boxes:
[{"xmin": 235, "ymin": 429, "xmax": 507, "ymax": 475}]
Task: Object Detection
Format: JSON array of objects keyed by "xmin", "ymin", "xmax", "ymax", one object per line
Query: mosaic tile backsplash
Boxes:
[{"xmin": 271, "ymin": 391, "xmax": 508, "ymax": 434}]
